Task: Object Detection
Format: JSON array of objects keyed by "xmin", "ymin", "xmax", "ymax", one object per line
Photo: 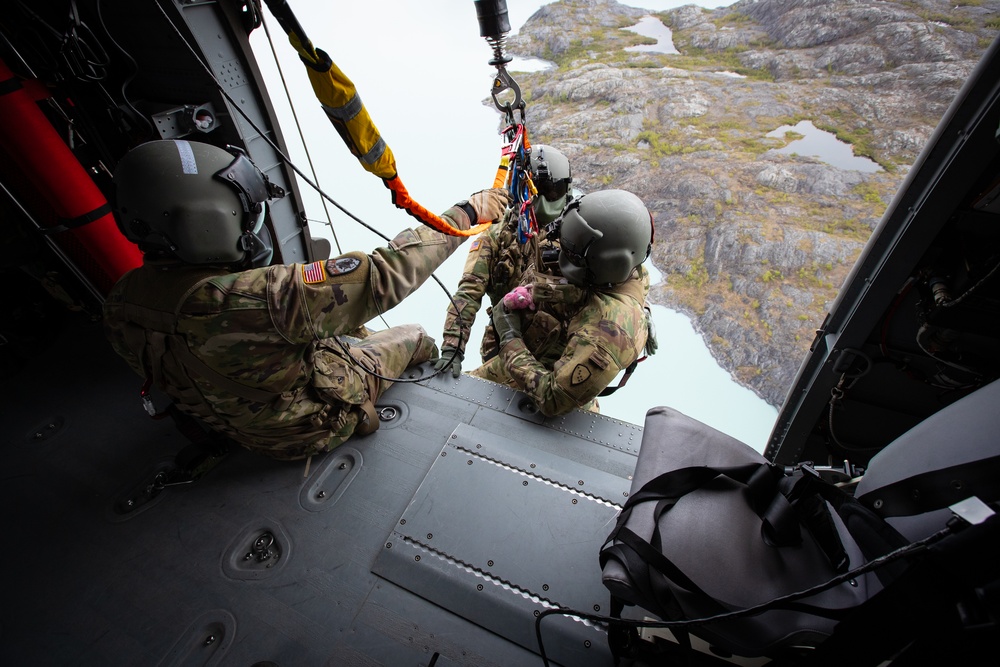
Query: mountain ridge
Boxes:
[{"xmin": 507, "ymin": 0, "xmax": 997, "ymax": 405}]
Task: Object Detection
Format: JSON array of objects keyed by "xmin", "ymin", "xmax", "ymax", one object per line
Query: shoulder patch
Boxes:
[
  {"xmin": 302, "ymin": 261, "xmax": 327, "ymax": 284},
  {"xmin": 328, "ymin": 257, "xmax": 361, "ymax": 276},
  {"xmin": 470, "ymin": 238, "xmax": 482, "ymax": 252},
  {"xmin": 571, "ymin": 364, "xmax": 592, "ymax": 386}
]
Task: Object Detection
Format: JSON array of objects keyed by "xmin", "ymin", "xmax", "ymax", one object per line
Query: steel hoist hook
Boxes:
[
  {"xmin": 491, "ymin": 67, "xmax": 522, "ymax": 113},
  {"xmin": 475, "ymin": 0, "xmax": 522, "ymax": 112}
]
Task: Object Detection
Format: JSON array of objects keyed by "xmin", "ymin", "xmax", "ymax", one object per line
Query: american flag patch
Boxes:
[
  {"xmin": 470, "ymin": 238, "xmax": 482, "ymax": 252},
  {"xmin": 302, "ymin": 261, "xmax": 327, "ymax": 284}
]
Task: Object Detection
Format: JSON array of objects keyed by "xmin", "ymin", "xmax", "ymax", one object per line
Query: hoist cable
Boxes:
[
  {"xmin": 259, "ymin": 12, "xmax": 342, "ymax": 256},
  {"xmin": 260, "ymin": 0, "xmax": 491, "ymax": 239}
]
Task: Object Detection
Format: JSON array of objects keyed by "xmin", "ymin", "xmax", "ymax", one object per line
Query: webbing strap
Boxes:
[
  {"xmin": 121, "ymin": 270, "xmax": 281, "ymax": 404},
  {"xmin": 40, "ymin": 203, "xmax": 114, "ymax": 235},
  {"xmin": 598, "ymin": 358, "xmax": 640, "ymax": 397},
  {"xmin": 857, "ymin": 454, "xmax": 1000, "ymax": 518},
  {"xmin": 614, "ymin": 527, "xmax": 712, "ymax": 602},
  {"xmin": 608, "ymin": 463, "xmax": 802, "ymax": 548},
  {"xmin": 172, "ymin": 343, "xmax": 280, "ymax": 404},
  {"xmin": 353, "ymin": 399, "xmax": 380, "ymax": 436},
  {"xmin": 601, "ymin": 463, "xmax": 859, "ymax": 629}
]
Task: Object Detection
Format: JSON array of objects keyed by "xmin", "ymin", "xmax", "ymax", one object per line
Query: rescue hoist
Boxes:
[{"xmin": 475, "ymin": 0, "xmax": 539, "ymax": 244}]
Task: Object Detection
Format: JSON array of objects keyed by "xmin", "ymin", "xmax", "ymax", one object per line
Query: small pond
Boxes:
[
  {"xmin": 766, "ymin": 120, "xmax": 881, "ymax": 172},
  {"xmin": 624, "ymin": 16, "xmax": 679, "ymax": 55},
  {"xmin": 508, "ymin": 56, "xmax": 557, "ymax": 73}
]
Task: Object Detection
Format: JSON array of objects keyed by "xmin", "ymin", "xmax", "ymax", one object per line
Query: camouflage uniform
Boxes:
[
  {"xmin": 441, "ymin": 210, "xmax": 560, "ymax": 361},
  {"xmin": 104, "ymin": 208, "xmax": 471, "ymax": 460},
  {"xmin": 471, "ymin": 265, "xmax": 650, "ymax": 417}
]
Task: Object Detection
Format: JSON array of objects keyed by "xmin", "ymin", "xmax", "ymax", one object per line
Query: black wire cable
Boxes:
[
  {"xmin": 94, "ymin": 0, "xmax": 156, "ymax": 138},
  {"xmin": 533, "ymin": 524, "xmax": 955, "ymax": 666},
  {"xmin": 259, "ymin": 12, "xmax": 342, "ymax": 256},
  {"xmin": 151, "ymin": 0, "xmax": 469, "ymax": 384},
  {"xmin": 64, "ymin": 0, "xmax": 110, "ymax": 82},
  {"xmin": 257, "ymin": 10, "xmax": 381, "ymax": 332}
]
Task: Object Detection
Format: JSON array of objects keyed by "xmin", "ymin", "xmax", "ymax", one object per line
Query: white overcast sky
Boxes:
[
  {"xmin": 247, "ymin": 0, "xmax": 780, "ymax": 444},
  {"xmin": 250, "ymin": 1, "xmax": 736, "ymax": 247}
]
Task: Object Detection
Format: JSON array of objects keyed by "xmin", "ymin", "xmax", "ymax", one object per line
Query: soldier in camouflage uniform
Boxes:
[
  {"xmin": 484, "ymin": 190, "xmax": 655, "ymax": 417},
  {"xmin": 103, "ymin": 140, "xmax": 509, "ymax": 460},
  {"xmin": 435, "ymin": 145, "xmax": 577, "ymax": 375}
]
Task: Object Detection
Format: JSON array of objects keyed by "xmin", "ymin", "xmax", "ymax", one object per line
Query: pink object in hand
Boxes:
[{"xmin": 502, "ymin": 285, "xmax": 535, "ymax": 310}]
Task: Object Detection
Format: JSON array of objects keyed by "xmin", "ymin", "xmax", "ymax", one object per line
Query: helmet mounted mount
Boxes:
[
  {"xmin": 553, "ymin": 190, "xmax": 653, "ymax": 288},
  {"xmin": 113, "ymin": 140, "xmax": 285, "ymax": 268}
]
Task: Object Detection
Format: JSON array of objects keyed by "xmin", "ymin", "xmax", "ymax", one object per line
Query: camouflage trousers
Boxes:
[
  {"xmin": 350, "ymin": 323, "xmax": 438, "ymax": 398},
  {"xmin": 468, "ymin": 356, "xmax": 600, "ymax": 414},
  {"xmin": 320, "ymin": 324, "xmax": 437, "ymax": 451}
]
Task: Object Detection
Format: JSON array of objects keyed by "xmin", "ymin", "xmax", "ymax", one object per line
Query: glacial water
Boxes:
[{"xmin": 767, "ymin": 120, "xmax": 882, "ymax": 172}]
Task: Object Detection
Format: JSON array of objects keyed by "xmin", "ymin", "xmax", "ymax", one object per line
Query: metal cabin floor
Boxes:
[{"xmin": 1, "ymin": 318, "xmax": 643, "ymax": 666}]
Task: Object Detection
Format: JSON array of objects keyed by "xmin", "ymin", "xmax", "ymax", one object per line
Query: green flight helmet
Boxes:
[
  {"xmin": 556, "ymin": 189, "xmax": 653, "ymax": 288},
  {"xmin": 529, "ymin": 144, "xmax": 572, "ymax": 225},
  {"xmin": 113, "ymin": 139, "xmax": 284, "ymax": 267}
]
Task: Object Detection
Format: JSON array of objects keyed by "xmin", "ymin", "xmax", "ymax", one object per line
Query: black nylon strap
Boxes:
[
  {"xmin": 798, "ymin": 494, "xmax": 849, "ymax": 572},
  {"xmin": 615, "ymin": 464, "xmax": 801, "ymax": 546},
  {"xmin": 598, "ymin": 358, "xmax": 639, "ymax": 397},
  {"xmin": 857, "ymin": 454, "xmax": 1000, "ymax": 518},
  {"xmin": 605, "ymin": 465, "xmax": 724, "ymax": 544},
  {"xmin": 618, "ymin": 527, "xmax": 709, "ymax": 599},
  {"xmin": 601, "ymin": 462, "xmax": 873, "ymax": 632},
  {"xmin": 41, "ymin": 203, "xmax": 113, "ymax": 235},
  {"xmin": 601, "ymin": 540, "xmax": 688, "ymax": 621},
  {"xmin": 601, "ymin": 463, "xmax": 786, "ymax": 623},
  {"xmin": 0, "ymin": 76, "xmax": 23, "ymax": 96},
  {"xmin": 620, "ymin": 464, "xmax": 763, "ymax": 513}
]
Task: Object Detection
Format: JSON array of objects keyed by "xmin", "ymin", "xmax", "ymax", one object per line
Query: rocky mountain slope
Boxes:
[{"xmin": 508, "ymin": 0, "xmax": 998, "ymax": 406}]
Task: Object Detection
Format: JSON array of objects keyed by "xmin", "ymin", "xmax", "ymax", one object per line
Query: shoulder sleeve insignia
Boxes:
[
  {"xmin": 328, "ymin": 257, "xmax": 361, "ymax": 276},
  {"xmin": 470, "ymin": 238, "xmax": 482, "ymax": 252},
  {"xmin": 302, "ymin": 261, "xmax": 327, "ymax": 284},
  {"xmin": 571, "ymin": 364, "xmax": 592, "ymax": 386}
]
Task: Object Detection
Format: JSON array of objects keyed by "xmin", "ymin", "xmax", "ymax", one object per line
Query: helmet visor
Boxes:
[{"xmin": 536, "ymin": 177, "xmax": 569, "ymax": 203}]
